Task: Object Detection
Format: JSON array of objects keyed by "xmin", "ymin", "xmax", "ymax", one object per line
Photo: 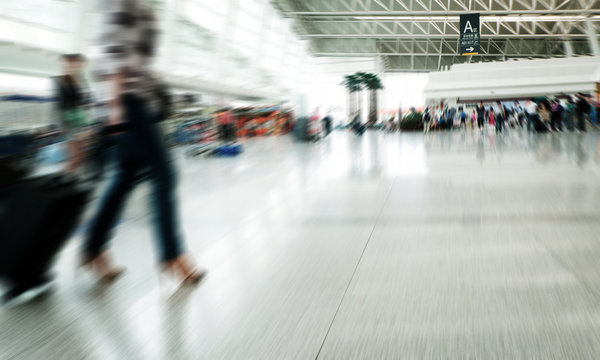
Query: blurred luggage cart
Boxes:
[
  {"xmin": 212, "ymin": 144, "xmax": 243, "ymax": 157},
  {"xmin": 176, "ymin": 118, "xmax": 219, "ymax": 157}
]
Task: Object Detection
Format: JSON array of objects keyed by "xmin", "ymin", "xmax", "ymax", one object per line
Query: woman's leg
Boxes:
[
  {"xmin": 147, "ymin": 154, "xmax": 182, "ymax": 262},
  {"xmin": 123, "ymin": 95, "xmax": 184, "ymax": 262},
  {"xmin": 84, "ymin": 136, "xmax": 138, "ymax": 258}
]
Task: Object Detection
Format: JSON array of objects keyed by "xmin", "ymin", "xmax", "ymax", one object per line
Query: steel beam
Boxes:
[
  {"xmin": 302, "ymin": 34, "xmax": 589, "ymax": 38},
  {"xmin": 287, "ymin": 10, "xmax": 600, "ymax": 16}
]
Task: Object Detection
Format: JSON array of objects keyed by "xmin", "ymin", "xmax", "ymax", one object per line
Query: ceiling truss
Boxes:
[{"xmin": 271, "ymin": 0, "xmax": 600, "ymax": 71}]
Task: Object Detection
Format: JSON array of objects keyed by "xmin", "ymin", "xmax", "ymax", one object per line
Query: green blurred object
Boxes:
[
  {"xmin": 63, "ymin": 108, "xmax": 88, "ymax": 129},
  {"xmin": 340, "ymin": 73, "xmax": 363, "ymax": 119},
  {"xmin": 360, "ymin": 72, "xmax": 384, "ymax": 125},
  {"xmin": 401, "ymin": 111, "xmax": 423, "ymax": 131}
]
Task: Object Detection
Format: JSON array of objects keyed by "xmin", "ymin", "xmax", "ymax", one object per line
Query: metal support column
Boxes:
[
  {"xmin": 564, "ymin": 39, "xmax": 574, "ymax": 57},
  {"xmin": 586, "ymin": 17, "xmax": 600, "ymax": 56}
]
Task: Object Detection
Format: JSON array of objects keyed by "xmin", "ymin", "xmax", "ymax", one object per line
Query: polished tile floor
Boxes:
[{"xmin": 4, "ymin": 129, "xmax": 600, "ymax": 359}]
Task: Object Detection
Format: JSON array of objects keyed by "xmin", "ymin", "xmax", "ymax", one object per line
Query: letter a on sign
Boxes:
[
  {"xmin": 464, "ymin": 21, "xmax": 473, "ymax": 33},
  {"xmin": 460, "ymin": 13, "xmax": 480, "ymax": 55}
]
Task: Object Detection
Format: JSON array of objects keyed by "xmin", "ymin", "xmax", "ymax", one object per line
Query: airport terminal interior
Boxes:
[{"xmin": 2, "ymin": 0, "xmax": 600, "ymax": 359}]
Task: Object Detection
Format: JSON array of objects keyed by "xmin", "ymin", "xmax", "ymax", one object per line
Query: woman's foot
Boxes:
[
  {"xmin": 80, "ymin": 252, "xmax": 125, "ymax": 282},
  {"xmin": 162, "ymin": 254, "xmax": 207, "ymax": 285}
]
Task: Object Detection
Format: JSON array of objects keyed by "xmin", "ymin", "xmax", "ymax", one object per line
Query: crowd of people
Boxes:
[{"xmin": 421, "ymin": 94, "xmax": 598, "ymax": 134}]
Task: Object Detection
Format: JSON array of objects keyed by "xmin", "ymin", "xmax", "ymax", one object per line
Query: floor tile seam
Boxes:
[{"xmin": 313, "ymin": 179, "xmax": 395, "ymax": 360}]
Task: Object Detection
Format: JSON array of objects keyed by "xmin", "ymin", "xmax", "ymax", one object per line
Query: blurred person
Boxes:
[
  {"xmin": 385, "ymin": 116, "xmax": 394, "ymax": 132},
  {"xmin": 509, "ymin": 105, "xmax": 518, "ymax": 128},
  {"xmin": 218, "ymin": 107, "xmax": 236, "ymax": 143},
  {"xmin": 308, "ymin": 109, "xmax": 322, "ymax": 139},
  {"xmin": 54, "ymin": 54, "xmax": 92, "ymax": 175},
  {"xmin": 459, "ymin": 108, "xmax": 467, "ymax": 130},
  {"xmin": 539, "ymin": 101, "xmax": 552, "ymax": 132},
  {"xmin": 470, "ymin": 109, "xmax": 476, "ymax": 129},
  {"xmin": 434, "ymin": 108, "xmax": 440, "ymax": 130},
  {"xmin": 591, "ymin": 98, "xmax": 598, "ymax": 128},
  {"xmin": 476, "ymin": 101, "xmax": 485, "ymax": 133},
  {"xmin": 595, "ymin": 96, "xmax": 600, "ymax": 127},
  {"xmin": 565, "ymin": 97, "xmax": 577, "ymax": 131},
  {"xmin": 322, "ymin": 113, "xmax": 333, "ymax": 136},
  {"xmin": 351, "ymin": 111, "xmax": 364, "ymax": 135},
  {"xmin": 526, "ymin": 99, "xmax": 538, "ymax": 132},
  {"xmin": 440, "ymin": 108, "xmax": 447, "ymax": 130},
  {"xmin": 82, "ymin": 0, "xmax": 205, "ymax": 283},
  {"xmin": 423, "ymin": 107, "xmax": 431, "ymax": 133},
  {"xmin": 518, "ymin": 105, "xmax": 526, "ymax": 127},
  {"xmin": 514, "ymin": 102, "xmax": 523, "ymax": 127},
  {"xmin": 550, "ymin": 99, "xmax": 563, "ymax": 132},
  {"xmin": 504, "ymin": 105, "xmax": 512, "ymax": 127},
  {"xmin": 494, "ymin": 102, "xmax": 504, "ymax": 134},
  {"xmin": 576, "ymin": 93, "xmax": 591, "ymax": 132},
  {"xmin": 584, "ymin": 94, "xmax": 597, "ymax": 128}
]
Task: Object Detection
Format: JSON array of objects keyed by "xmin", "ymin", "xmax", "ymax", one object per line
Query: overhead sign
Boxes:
[{"xmin": 460, "ymin": 13, "xmax": 480, "ymax": 56}]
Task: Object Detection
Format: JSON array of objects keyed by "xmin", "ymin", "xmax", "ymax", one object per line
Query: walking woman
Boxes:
[
  {"xmin": 476, "ymin": 101, "xmax": 486, "ymax": 133},
  {"xmin": 82, "ymin": 0, "xmax": 206, "ymax": 284},
  {"xmin": 54, "ymin": 54, "xmax": 91, "ymax": 175},
  {"xmin": 539, "ymin": 101, "xmax": 552, "ymax": 132}
]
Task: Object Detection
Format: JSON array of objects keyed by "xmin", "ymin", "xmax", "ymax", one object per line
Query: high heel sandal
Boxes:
[
  {"xmin": 79, "ymin": 252, "xmax": 125, "ymax": 282},
  {"xmin": 160, "ymin": 254, "xmax": 207, "ymax": 286}
]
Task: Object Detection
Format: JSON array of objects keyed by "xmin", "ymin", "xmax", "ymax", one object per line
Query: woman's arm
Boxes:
[{"xmin": 107, "ymin": 72, "xmax": 126, "ymax": 125}]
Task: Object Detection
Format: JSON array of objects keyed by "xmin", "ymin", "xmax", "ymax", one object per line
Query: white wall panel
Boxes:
[
  {"xmin": 425, "ymin": 56, "xmax": 600, "ymax": 101},
  {"xmin": 0, "ymin": 0, "xmax": 315, "ymax": 103}
]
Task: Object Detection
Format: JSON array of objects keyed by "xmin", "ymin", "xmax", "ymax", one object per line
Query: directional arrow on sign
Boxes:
[{"xmin": 466, "ymin": 47, "xmax": 474, "ymax": 52}]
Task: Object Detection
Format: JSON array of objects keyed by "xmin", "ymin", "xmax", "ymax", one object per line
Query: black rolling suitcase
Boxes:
[{"xmin": 0, "ymin": 173, "xmax": 90, "ymax": 302}]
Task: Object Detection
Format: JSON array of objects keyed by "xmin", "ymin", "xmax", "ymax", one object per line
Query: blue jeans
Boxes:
[{"xmin": 85, "ymin": 94, "xmax": 183, "ymax": 262}]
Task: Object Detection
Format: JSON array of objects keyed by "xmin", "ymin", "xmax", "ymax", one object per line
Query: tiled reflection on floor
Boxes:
[{"xmin": 4, "ymin": 129, "xmax": 600, "ymax": 359}]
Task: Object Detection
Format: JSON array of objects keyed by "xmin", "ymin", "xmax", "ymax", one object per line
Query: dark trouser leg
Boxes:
[
  {"xmin": 123, "ymin": 95, "xmax": 183, "ymax": 262},
  {"xmin": 566, "ymin": 113, "xmax": 573, "ymax": 131},
  {"xmin": 558, "ymin": 114, "xmax": 563, "ymax": 131},
  {"xmin": 148, "ymin": 157, "xmax": 181, "ymax": 262},
  {"xmin": 578, "ymin": 113, "xmax": 586, "ymax": 131},
  {"xmin": 227, "ymin": 123, "xmax": 236, "ymax": 142},
  {"xmin": 84, "ymin": 137, "xmax": 137, "ymax": 258}
]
